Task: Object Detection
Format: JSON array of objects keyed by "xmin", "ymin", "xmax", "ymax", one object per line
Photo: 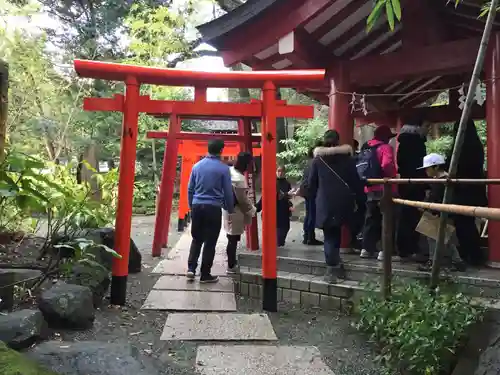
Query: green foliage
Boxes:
[
  {"xmin": 367, "ymin": 0, "xmax": 401, "ymax": 32},
  {"xmin": 0, "ymin": 151, "xmax": 50, "ymax": 232},
  {"xmin": 43, "ymin": 161, "xmax": 118, "ymax": 242},
  {"xmin": 54, "ymin": 237, "xmax": 121, "ymax": 276},
  {"xmin": 0, "ymin": 341, "xmax": 59, "ymax": 375},
  {"xmin": 278, "ymin": 117, "xmax": 328, "ymax": 179},
  {"xmin": 355, "ymin": 281, "xmax": 484, "ymax": 375}
]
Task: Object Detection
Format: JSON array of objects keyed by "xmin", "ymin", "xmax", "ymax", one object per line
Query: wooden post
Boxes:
[
  {"xmin": 329, "ymin": 64, "xmax": 354, "ymax": 252},
  {"xmin": 239, "ymin": 118, "xmax": 259, "ymax": 250},
  {"xmin": 381, "ymin": 184, "xmax": 394, "ymax": 299},
  {"xmin": 152, "ymin": 113, "xmax": 180, "ymax": 256},
  {"xmin": 261, "ymin": 81, "xmax": 278, "ymax": 312},
  {"xmin": 487, "ymin": 32, "xmax": 500, "ymax": 266},
  {"xmin": 111, "ymin": 77, "xmax": 140, "ymax": 306}
]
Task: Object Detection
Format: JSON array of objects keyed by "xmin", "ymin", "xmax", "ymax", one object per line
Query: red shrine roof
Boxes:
[{"xmin": 197, "ymin": 0, "xmax": 499, "ymax": 112}]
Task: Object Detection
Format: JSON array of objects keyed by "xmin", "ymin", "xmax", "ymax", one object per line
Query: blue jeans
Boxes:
[
  {"xmin": 303, "ymin": 198, "xmax": 316, "ymax": 240},
  {"xmin": 323, "ymin": 225, "xmax": 341, "ymax": 266}
]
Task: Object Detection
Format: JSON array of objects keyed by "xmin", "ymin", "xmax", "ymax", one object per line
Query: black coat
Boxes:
[
  {"xmin": 446, "ymin": 120, "xmax": 487, "ymax": 207},
  {"xmin": 397, "ymin": 124, "xmax": 427, "ymax": 200},
  {"xmin": 255, "ymin": 177, "xmax": 292, "ymax": 227},
  {"xmin": 308, "ymin": 145, "xmax": 366, "ymax": 229}
]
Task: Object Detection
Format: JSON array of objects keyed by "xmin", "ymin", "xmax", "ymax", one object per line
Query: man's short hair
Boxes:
[
  {"xmin": 323, "ymin": 129, "xmax": 340, "ymax": 147},
  {"xmin": 208, "ymin": 139, "xmax": 225, "ymax": 155}
]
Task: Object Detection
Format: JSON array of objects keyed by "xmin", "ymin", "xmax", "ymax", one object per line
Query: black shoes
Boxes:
[{"xmin": 200, "ymin": 274, "xmax": 219, "ymax": 283}]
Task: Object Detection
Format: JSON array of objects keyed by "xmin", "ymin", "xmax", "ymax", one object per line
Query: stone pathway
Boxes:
[{"xmin": 141, "ymin": 229, "xmax": 334, "ymax": 375}]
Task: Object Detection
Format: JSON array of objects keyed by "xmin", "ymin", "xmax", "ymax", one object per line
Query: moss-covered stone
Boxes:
[{"xmin": 0, "ymin": 341, "xmax": 59, "ymax": 375}]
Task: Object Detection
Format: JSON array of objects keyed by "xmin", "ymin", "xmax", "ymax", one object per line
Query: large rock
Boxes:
[
  {"xmin": 38, "ymin": 282, "xmax": 95, "ymax": 330},
  {"xmin": 0, "ymin": 341, "xmax": 58, "ymax": 375},
  {"xmin": 474, "ymin": 323, "xmax": 500, "ymax": 375},
  {"xmin": 67, "ymin": 262, "xmax": 110, "ymax": 307},
  {"xmin": 27, "ymin": 341, "xmax": 181, "ymax": 375},
  {"xmin": 81, "ymin": 228, "xmax": 142, "ymax": 274},
  {"xmin": 0, "ymin": 309, "xmax": 48, "ymax": 350}
]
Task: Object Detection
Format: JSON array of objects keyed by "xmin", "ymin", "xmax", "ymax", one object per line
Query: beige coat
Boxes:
[{"xmin": 223, "ymin": 167, "xmax": 256, "ymax": 235}]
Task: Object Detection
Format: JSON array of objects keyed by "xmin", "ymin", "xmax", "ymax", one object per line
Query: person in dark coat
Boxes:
[
  {"xmin": 446, "ymin": 119, "xmax": 488, "ymax": 266},
  {"xmin": 396, "ymin": 116, "xmax": 428, "ymax": 260},
  {"xmin": 256, "ymin": 165, "xmax": 293, "ymax": 247},
  {"xmin": 298, "ymin": 140, "xmax": 323, "ymax": 245},
  {"xmin": 309, "ymin": 130, "xmax": 366, "ymax": 283}
]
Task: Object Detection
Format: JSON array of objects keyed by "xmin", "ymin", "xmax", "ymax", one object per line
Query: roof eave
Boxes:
[{"xmin": 196, "ymin": 0, "xmax": 281, "ymax": 44}]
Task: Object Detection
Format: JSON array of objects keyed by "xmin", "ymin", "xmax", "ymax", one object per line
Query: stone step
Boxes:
[
  {"xmin": 153, "ymin": 275, "xmax": 235, "ymax": 292},
  {"xmin": 141, "ymin": 290, "xmax": 237, "ymax": 311},
  {"xmin": 160, "ymin": 313, "xmax": 277, "ymax": 341},
  {"xmin": 238, "ymin": 249, "xmax": 500, "ymax": 298},
  {"xmin": 195, "ymin": 345, "xmax": 334, "ymax": 375},
  {"xmin": 235, "ymin": 266, "xmax": 500, "ymax": 313}
]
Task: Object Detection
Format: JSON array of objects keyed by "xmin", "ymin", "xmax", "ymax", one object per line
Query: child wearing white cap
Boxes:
[{"xmin": 416, "ymin": 153, "xmax": 466, "ymax": 272}]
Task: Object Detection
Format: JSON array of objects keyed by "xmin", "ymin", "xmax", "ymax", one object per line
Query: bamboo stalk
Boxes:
[
  {"xmin": 0, "ymin": 61, "xmax": 8, "ymax": 163},
  {"xmin": 393, "ymin": 198, "xmax": 500, "ymax": 220},
  {"xmin": 367, "ymin": 178, "xmax": 500, "ymax": 185},
  {"xmin": 431, "ymin": 0, "xmax": 499, "ymax": 289}
]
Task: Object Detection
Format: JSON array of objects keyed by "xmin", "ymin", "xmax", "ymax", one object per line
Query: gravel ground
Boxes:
[{"xmin": 56, "ymin": 215, "xmax": 382, "ymax": 375}]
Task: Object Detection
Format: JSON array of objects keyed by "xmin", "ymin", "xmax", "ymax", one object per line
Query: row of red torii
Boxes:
[{"xmin": 75, "ymin": 59, "xmax": 325, "ymax": 312}]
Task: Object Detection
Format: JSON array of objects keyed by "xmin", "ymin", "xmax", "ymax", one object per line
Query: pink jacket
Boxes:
[{"xmin": 364, "ymin": 139, "xmax": 397, "ymax": 194}]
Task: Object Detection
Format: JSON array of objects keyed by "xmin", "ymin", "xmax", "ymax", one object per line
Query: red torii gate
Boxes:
[
  {"xmin": 74, "ymin": 59, "xmax": 324, "ymax": 311},
  {"xmin": 149, "ymin": 136, "xmax": 262, "ymax": 248}
]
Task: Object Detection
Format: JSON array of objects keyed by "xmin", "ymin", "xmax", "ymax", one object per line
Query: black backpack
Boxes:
[{"xmin": 356, "ymin": 143, "xmax": 383, "ymax": 181}]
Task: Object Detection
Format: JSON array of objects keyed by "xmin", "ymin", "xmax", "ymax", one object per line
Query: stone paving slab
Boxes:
[
  {"xmin": 196, "ymin": 345, "xmax": 334, "ymax": 375},
  {"xmin": 153, "ymin": 275, "xmax": 234, "ymax": 292},
  {"xmin": 151, "ymin": 259, "xmax": 228, "ymax": 276},
  {"xmin": 141, "ymin": 290, "xmax": 237, "ymax": 311},
  {"xmin": 160, "ymin": 313, "xmax": 277, "ymax": 341}
]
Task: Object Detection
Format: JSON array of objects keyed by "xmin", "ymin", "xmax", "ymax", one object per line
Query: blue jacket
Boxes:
[{"xmin": 188, "ymin": 155, "xmax": 235, "ymax": 212}]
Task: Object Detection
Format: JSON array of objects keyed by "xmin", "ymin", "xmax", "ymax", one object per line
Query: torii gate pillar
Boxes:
[{"xmin": 329, "ymin": 64, "xmax": 354, "ymax": 252}]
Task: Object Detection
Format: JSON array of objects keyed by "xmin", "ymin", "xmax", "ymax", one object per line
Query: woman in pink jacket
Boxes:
[{"xmin": 359, "ymin": 125, "xmax": 397, "ymax": 261}]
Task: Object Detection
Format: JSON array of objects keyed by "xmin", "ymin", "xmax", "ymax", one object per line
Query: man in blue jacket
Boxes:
[{"xmin": 187, "ymin": 139, "xmax": 235, "ymax": 283}]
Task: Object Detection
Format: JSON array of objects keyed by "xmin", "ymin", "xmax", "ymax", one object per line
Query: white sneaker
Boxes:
[
  {"xmin": 377, "ymin": 251, "xmax": 384, "ymax": 261},
  {"xmin": 360, "ymin": 249, "xmax": 372, "ymax": 258}
]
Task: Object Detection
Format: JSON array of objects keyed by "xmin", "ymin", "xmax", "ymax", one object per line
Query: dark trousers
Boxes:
[
  {"xmin": 323, "ymin": 225, "xmax": 341, "ymax": 266},
  {"xmin": 453, "ymin": 215, "xmax": 484, "ymax": 266},
  {"xmin": 277, "ymin": 222, "xmax": 290, "ymax": 247},
  {"xmin": 303, "ymin": 198, "xmax": 317, "ymax": 240},
  {"xmin": 396, "ymin": 206, "xmax": 422, "ymax": 257},
  {"xmin": 187, "ymin": 204, "xmax": 222, "ymax": 276},
  {"xmin": 362, "ymin": 200, "xmax": 382, "ymax": 254},
  {"xmin": 350, "ymin": 205, "xmax": 366, "ymax": 248},
  {"xmin": 225, "ymin": 234, "xmax": 240, "ymax": 269}
]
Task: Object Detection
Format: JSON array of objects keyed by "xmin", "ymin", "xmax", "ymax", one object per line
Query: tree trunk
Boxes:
[{"xmin": 0, "ymin": 61, "xmax": 8, "ymax": 162}]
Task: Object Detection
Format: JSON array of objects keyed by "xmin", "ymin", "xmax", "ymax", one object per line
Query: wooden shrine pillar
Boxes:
[
  {"xmin": 329, "ymin": 64, "xmax": 354, "ymax": 252},
  {"xmin": 261, "ymin": 81, "xmax": 278, "ymax": 312},
  {"xmin": 238, "ymin": 119, "xmax": 259, "ymax": 251},
  {"xmin": 177, "ymin": 155, "xmax": 196, "ymax": 232},
  {"xmin": 111, "ymin": 77, "xmax": 140, "ymax": 305},
  {"xmin": 486, "ymin": 32, "xmax": 500, "ymax": 265},
  {"xmin": 152, "ymin": 113, "xmax": 180, "ymax": 257}
]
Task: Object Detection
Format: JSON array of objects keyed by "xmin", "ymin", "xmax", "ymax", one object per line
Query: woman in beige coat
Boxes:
[{"xmin": 223, "ymin": 152, "xmax": 256, "ymax": 274}]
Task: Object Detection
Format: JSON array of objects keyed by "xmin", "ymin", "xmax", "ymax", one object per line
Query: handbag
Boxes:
[
  {"xmin": 318, "ymin": 157, "xmax": 358, "ymax": 213},
  {"xmin": 415, "ymin": 211, "xmax": 455, "ymax": 244}
]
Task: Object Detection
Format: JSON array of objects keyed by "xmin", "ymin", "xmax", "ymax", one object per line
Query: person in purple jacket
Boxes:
[{"xmin": 186, "ymin": 139, "xmax": 235, "ymax": 283}]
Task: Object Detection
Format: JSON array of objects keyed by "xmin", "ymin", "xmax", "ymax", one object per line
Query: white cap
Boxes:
[{"xmin": 418, "ymin": 153, "xmax": 446, "ymax": 169}]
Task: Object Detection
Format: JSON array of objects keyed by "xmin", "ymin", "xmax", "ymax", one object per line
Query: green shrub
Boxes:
[{"xmin": 355, "ymin": 281, "xmax": 484, "ymax": 375}]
